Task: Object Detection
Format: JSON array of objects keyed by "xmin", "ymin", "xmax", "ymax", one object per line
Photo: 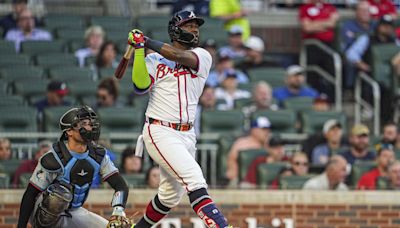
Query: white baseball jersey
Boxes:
[{"xmin": 144, "ymin": 47, "xmax": 212, "ymax": 123}]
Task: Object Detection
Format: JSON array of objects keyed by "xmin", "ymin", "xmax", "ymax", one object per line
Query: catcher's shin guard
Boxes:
[{"xmin": 33, "ymin": 183, "xmax": 72, "ymax": 228}]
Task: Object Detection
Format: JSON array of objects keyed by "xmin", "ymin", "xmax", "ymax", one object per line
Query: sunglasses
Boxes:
[{"xmin": 293, "ymin": 161, "xmax": 309, "ymax": 167}]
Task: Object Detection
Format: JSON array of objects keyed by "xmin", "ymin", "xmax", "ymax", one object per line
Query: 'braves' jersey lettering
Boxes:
[{"xmin": 144, "ymin": 47, "xmax": 212, "ymax": 123}]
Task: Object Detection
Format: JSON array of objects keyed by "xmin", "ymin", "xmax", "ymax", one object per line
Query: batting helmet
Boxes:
[
  {"xmin": 59, "ymin": 105, "xmax": 100, "ymax": 142},
  {"xmin": 168, "ymin": 10, "xmax": 204, "ymax": 47}
]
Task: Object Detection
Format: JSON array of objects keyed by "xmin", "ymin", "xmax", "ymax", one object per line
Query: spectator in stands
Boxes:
[
  {"xmin": 91, "ymin": 41, "xmax": 119, "ymax": 80},
  {"xmin": 242, "ymin": 81, "xmax": 278, "ymax": 121},
  {"xmin": 242, "ymin": 136, "xmax": 288, "ymax": 186},
  {"xmin": 75, "ymin": 25, "xmax": 105, "ymax": 67},
  {"xmin": 340, "ymin": 124, "xmax": 376, "ymax": 165},
  {"xmin": 35, "ymin": 80, "xmax": 71, "ymax": 114},
  {"xmin": 195, "ymin": 85, "xmax": 217, "ymax": 135},
  {"xmin": 145, "ymin": 166, "xmax": 160, "ymax": 189},
  {"xmin": 313, "ymin": 94, "xmax": 331, "ymax": 111},
  {"xmin": 0, "ymin": 0, "xmax": 28, "ymax": 37},
  {"xmin": 226, "ymin": 116, "xmax": 271, "ymax": 186},
  {"xmin": 358, "ymin": 145, "xmax": 395, "ymax": 190},
  {"xmin": 375, "ymin": 122, "xmax": 398, "ymax": 151},
  {"xmin": 388, "ymin": 160, "xmax": 400, "ymax": 189},
  {"xmin": 340, "ymin": 1, "xmax": 375, "ymax": 53},
  {"xmin": 95, "ymin": 77, "xmax": 121, "ymax": 110},
  {"xmin": 312, "ymin": 119, "xmax": 345, "ymax": 165},
  {"xmin": 273, "ymin": 65, "xmax": 319, "ymax": 107},
  {"xmin": 0, "ymin": 138, "xmax": 11, "ymax": 161},
  {"xmin": 5, "ymin": 8, "xmax": 52, "ymax": 53},
  {"xmin": 120, "ymin": 147, "xmax": 143, "ymax": 174},
  {"xmin": 12, "ymin": 140, "xmax": 51, "ymax": 188},
  {"xmin": 215, "ymin": 69, "xmax": 251, "ymax": 110},
  {"xmin": 207, "ymin": 54, "xmax": 248, "ymax": 87},
  {"xmin": 303, "ymin": 155, "xmax": 348, "ymax": 190},
  {"xmin": 201, "ymin": 38, "xmax": 218, "ymax": 69},
  {"xmin": 367, "ymin": 0, "xmax": 397, "ymax": 19},
  {"xmin": 209, "ymin": 0, "xmax": 251, "ymax": 40},
  {"xmin": 218, "ymin": 26, "xmax": 246, "ymax": 59}
]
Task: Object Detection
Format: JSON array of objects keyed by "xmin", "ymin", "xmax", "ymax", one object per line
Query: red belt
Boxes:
[{"xmin": 147, "ymin": 117, "xmax": 193, "ymax": 131}]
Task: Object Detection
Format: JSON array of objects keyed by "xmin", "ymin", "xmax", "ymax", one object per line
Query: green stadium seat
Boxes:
[
  {"xmin": 351, "ymin": 161, "xmax": 376, "ymax": 187},
  {"xmin": 151, "ymin": 30, "xmax": 172, "ymax": 43},
  {"xmin": 234, "ymin": 97, "xmax": 253, "ymax": 109},
  {"xmin": 14, "ymin": 79, "xmax": 48, "ymax": 100},
  {"xmin": 279, "ymin": 175, "xmax": 314, "ymax": 189},
  {"xmin": 48, "ymin": 67, "xmax": 93, "ymax": 82},
  {"xmin": 99, "ymin": 68, "xmax": 116, "ymax": 79},
  {"xmin": 301, "ymin": 111, "xmax": 347, "ymax": 134},
  {"xmin": 0, "ymin": 107, "xmax": 37, "ymax": 132},
  {"xmin": 44, "ymin": 14, "xmax": 84, "ymax": 29},
  {"xmin": 105, "ymin": 29, "xmax": 128, "ymax": 43},
  {"xmin": 137, "ymin": 15, "xmax": 170, "ymax": 34},
  {"xmin": 376, "ymin": 176, "xmax": 390, "ymax": 190},
  {"xmin": 98, "ymin": 107, "xmax": 144, "ymax": 133},
  {"xmin": 0, "ymin": 173, "xmax": 9, "ymax": 189},
  {"xmin": 131, "ymin": 94, "xmax": 149, "ymax": 109},
  {"xmin": 30, "ymin": 95, "xmax": 76, "ymax": 106},
  {"xmin": 55, "ymin": 28, "xmax": 85, "ymax": 42},
  {"xmin": 202, "ymin": 17, "xmax": 225, "ymax": 29},
  {"xmin": 69, "ymin": 40, "xmax": 85, "ymax": 53},
  {"xmin": 67, "ymin": 81, "xmax": 97, "ymax": 99},
  {"xmin": 0, "ymin": 40, "xmax": 16, "ymax": 54},
  {"xmin": 283, "ymin": 97, "xmax": 314, "ymax": 112},
  {"xmin": 121, "ymin": 173, "xmax": 146, "ymax": 188},
  {"xmin": 201, "ymin": 110, "xmax": 244, "ymax": 136},
  {"xmin": 0, "ymin": 79, "xmax": 9, "ymax": 94},
  {"xmin": 90, "ymin": 16, "xmax": 131, "ymax": 30},
  {"xmin": 257, "ymin": 162, "xmax": 288, "ymax": 189},
  {"xmin": 21, "ymin": 40, "xmax": 65, "ymax": 56},
  {"xmin": 19, "ymin": 173, "xmax": 32, "ymax": 188},
  {"xmin": 0, "ymin": 95, "xmax": 25, "ymax": 106},
  {"xmin": 237, "ymin": 82, "xmax": 255, "ymax": 93},
  {"xmin": 43, "ymin": 106, "xmax": 74, "ymax": 132},
  {"xmin": 200, "ymin": 27, "xmax": 228, "ymax": 46},
  {"xmin": 238, "ymin": 149, "xmax": 267, "ymax": 182},
  {"xmin": 0, "ymin": 66, "xmax": 45, "ymax": 82},
  {"xmin": 0, "ymin": 54, "xmax": 31, "ymax": 67},
  {"xmin": 395, "ymin": 149, "xmax": 400, "ymax": 160},
  {"xmin": 252, "ymin": 110, "xmax": 297, "ymax": 133},
  {"xmin": 35, "ymin": 53, "xmax": 78, "ymax": 68},
  {"xmin": 370, "ymin": 43, "xmax": 400, "ymax": 89},
  {"xmin": 217, "ymin": 135, "xmax": 236, "ymax": 180},
  {"xmin": 247, "ymin": 67, "xmax": 286, "ymax": 87}
]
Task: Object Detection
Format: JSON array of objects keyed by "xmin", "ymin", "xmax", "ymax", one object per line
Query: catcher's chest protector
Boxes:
[{"xmin": 53, "ymin": 141, "xmax": 105, "ymax": 208}]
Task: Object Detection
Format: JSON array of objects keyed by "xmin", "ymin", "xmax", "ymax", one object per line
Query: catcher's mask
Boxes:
[
  {"xmin": 168, "ymin": 10, "xmax": 204, "ymax": 47},
  {"xmin": 59, "ymin": 105, "xmax": 100, "ymax": 142}
]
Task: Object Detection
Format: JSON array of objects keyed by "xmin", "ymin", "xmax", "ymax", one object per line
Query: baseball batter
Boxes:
[
  {"xmin": 17, "ymin": 106, "xmax": 133, "ymax": 228},
  {"xmin": 129, "ymin": 11, "xmax": 231, "ymax": 228}
]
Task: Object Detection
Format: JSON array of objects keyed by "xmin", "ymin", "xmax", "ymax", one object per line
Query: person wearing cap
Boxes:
[
  {"xmin": 312, "ymin": 119, "xmax": 345, "ymax": 165},
  {"xmin": 339, "ymin": 124, "xmax": 376, "ymax": 166},
  {"xmin": 207, "ymin": 53, "xmax": 249, "ymax": 87},
  {"xmin": 0, "ymin": 0, "xmax": 30, "ymax": 37},
  {"xmin": 272, "ymin": 65, "xmax": 319, "ymax": 107},
  {"xmin": 226, "ymin": 116, "xmax": 272, "ymax": 186},
  {"xmin": 215, "ymin": 68, "xmax": 251, "ymax": 110},
  {"xmin": 34, "ymin": 80, "xmax": 71, "ymax": 114},
  {"xmin": 241, "ymin": 136, "xmax": 289, "ymax": 187},
  {"xmin": 12, "ymin": 140, "xmax": 52, "ymax": 188},
  {"xmin": 75, "ymin": 25, "xmax": 105, "ymax": 67},
  {"xmin": 218, "ymin": 25, "xmax": 247, "ymax": 59},
  {"xmin": 5, "ymin": 8, "xmax": 52, "ymax": 52},
  {"xmin": 357, "ymin": 145, "xmax": 395, "ymax": 190}
]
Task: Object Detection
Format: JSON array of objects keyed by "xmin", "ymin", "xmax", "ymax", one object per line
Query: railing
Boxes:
[
  {"xmin": 354, "ymin": 72, "xmax": 381, "ymax": 136},
  {"xmin": 299, "ymin": 39, "xmax": 343, "ymax": 112}
]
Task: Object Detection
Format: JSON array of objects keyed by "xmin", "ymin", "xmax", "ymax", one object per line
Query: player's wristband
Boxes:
[
  {"xmin": 145, "ymin": 38, "xmax": 164, "ymax": 53},
  {"xmin": 112, "ymin": 206, "xmax": 126, "ymax": 217}
]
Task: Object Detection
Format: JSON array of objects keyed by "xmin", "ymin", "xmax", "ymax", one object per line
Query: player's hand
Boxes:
[
  {"xmin": 128, "ymin": 29, "xmax": 145, "ymax": 49},
  {"xmin": 107, "ymin": 215, "xmax": 134, "ymax": 228}
]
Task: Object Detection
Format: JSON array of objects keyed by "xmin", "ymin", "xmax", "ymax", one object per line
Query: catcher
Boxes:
[{"xmin": 17, "ymin": 105, "xmax": 134, "ymax": 228}]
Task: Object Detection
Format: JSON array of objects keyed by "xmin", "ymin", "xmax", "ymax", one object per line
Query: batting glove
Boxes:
[{"xmin": 128, "ymin": 29, "xmax": 145, "ymax": 49}]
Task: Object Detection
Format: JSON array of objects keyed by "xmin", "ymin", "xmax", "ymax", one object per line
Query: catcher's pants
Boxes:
[
  {"xmin": 142, "ymin": 122, "xmax": 208, "ymax": 208},
  {"xmin": 31, "ymin": 194, "xmax": 108, "ymax": 228}
]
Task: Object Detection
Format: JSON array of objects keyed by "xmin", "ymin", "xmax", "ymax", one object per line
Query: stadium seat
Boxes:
[
  {"xmin": 55, "ymin": 28, "xmax": 85, "ymax": 42},
  {"xmin": 0, "ymin": 173, "xmax": 9, "ymax": 189},
  {"xmin": 30, "ymin": 95, "xmax": 76, "ymax": 106},
  {"xmin": 202, "ymin": 17, "xmax": 225, "ymax": 30},
  {"xmin": 252, "ymin": 110, "xmax": 297, "ymax": 133},
  {"xmin": 200, "ymin": 27, "xmax": 228, "ymax": 46},
  {"xmin": 279, "ymin": 175, "xmax": 314, "ymax": 189},
  {"xmin": 0, "ymin": 66, "xmax": 45, "ymax": 82},
  {"xmin": 43, "ymin": 106, "xmax": 74, "ymax": 132},
  {"xmin": 69, "ymin": 40, "xmax": 85, "ymax": 53},
  {"xmin": 0, "ymin": 79, "xmax": 8, "ymax": 94},
  {"xmin": 370, "ymin": 43, "xmax": 400, "ymax": 89},
  {"xmin": 35, "ymin": 53, "xmax": 78, "ymax": 68},
  {"xmin": 376, "ymin": 176, "xmax": 390, "ymax": 190},
  {"xmin": 237, "ymin": 82, "xmax": 255, "ymax": 93},
  {"xmin": 151, "ymin": 30, "xmax": 172, "ymax": 43},
  {"xmin": 201, "ymin": 110, "xmax": 244, "ymax": 136},
  {"xmin": 137, "ymin": 15, "xmax": 171, "ymax": 34},
  {"xmin": 44, "ymin": 14, "xmax": 84, "ymax": 29},
  {"xmin": 351, "ymin": 161, "xmax": 376, "ymax": 187},
  {"xmin": 0, "ymin": 40, "xmax": 16, "ymax": 54},
  {"xmin": 0, "ymin": 159, "xmax": 21, "ymax": 176},
  {"xmin": 0, "ymin": 107, "xmax": 37, "ymax": 132},
  {"xmin": 247, "ymin": 67, "xmax": 286, "ymax": 87},
  {"xmin": 121, "ymin": 173, "xmax": 146, "ymax": 188},
  {"xmin": 48, "ymin": 67, "xmax": 93, "ymax": 82},
  {"xmin": 19, "ymin": 173, "xmax": 32, "ymax": 188},
  {"xmin": 14, "ymin": 79, "xmax": 49, "ymax": 100},
  {"xmin": 234, "ymin": 97, "xmax": 253, "ymax": 109},
  {"xmin": 0, "ymin": 95, "xmax": 25, "ymax": 106},
  {"xmin": 98, "ymin": 107, "xmax": 144, "ymax": 133},
  {"xmin": 67, "ymin": 81, "xmax": 97, "ymax": 100},
  {"xmin": 257, "ymin": 162, "xmax": 288, "ymax": 189},
  {"xmin": 21, "ymin": 40, "xmax": 65, "ymax": 56},
  {"xmin": 283, "ymin": 97, "xmax": 314, "ymax": 112},
  {"xmin": 238, "ymin": 149, "xmax": 267, "ymax": 182},
  {"xmin": 99, "ymin": 68, "xmax": 116, "ymax": 79},
  {"xmin": 105, "ymin": 29, "xmax": 128, "ymax": 43},
  {"xmin": 217, "ymin": 135, "xmax": 236, "ymax": 180},
  {"xmin": 301, "ymin": 111, "xmax": 347, "ymax": 134},
  {"xmin": 90, "ymin": 16, "xmax": 131, "ymax": 30},
  {"xmin": 0, "ymin": 54, "xmax": 31, "ymax": 67}
]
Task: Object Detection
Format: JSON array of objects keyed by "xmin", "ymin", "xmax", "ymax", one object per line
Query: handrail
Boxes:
[
  {"xmin": 299, "ymin": 39, "xmax": 343, "ymax": 112},
  {"xmin": 354, "ymin": 71, "xmax": 381, "ymax": 136}
]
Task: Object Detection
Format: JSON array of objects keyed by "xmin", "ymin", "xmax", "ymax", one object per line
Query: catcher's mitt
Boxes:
[{"xmin": 107, "ymin": 215, "xmax": 134, "ymax": 228}]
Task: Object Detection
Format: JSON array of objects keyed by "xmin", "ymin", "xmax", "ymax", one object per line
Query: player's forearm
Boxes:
[
  {"xmin": 132, "ymin": 48, "xmax": 151, "ymax": 90},
  {"xmin": 107, "ymin": 172, "xmax": 129, "ymax": 208},
  {"xmin": 18, "ymin": 183, "xmax": 41, "ymax": 228}
]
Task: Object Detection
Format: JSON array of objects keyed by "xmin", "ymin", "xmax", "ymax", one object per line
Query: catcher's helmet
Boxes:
[
  {"xmin": 168, "ymin": 10, "xmax": 204, "ymax": 47},
  {"xmin": 59, "ymin": 105, "xmax": 100, "ymax": 142}
]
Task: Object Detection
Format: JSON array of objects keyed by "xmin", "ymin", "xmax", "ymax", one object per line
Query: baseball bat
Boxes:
[{"xmin": 114, "ymin": 45, "xmax": 134, "ymax": 79}]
